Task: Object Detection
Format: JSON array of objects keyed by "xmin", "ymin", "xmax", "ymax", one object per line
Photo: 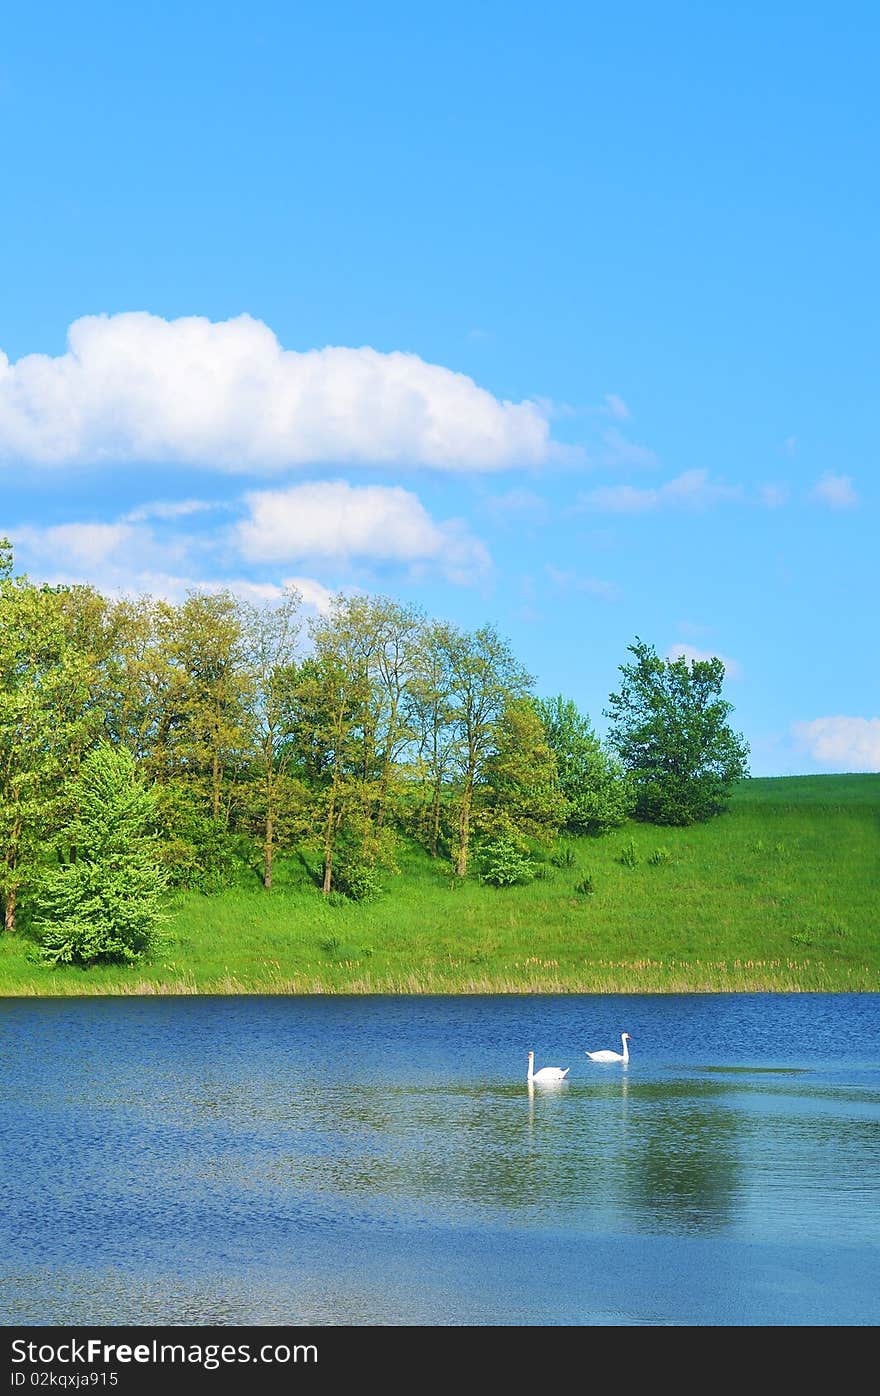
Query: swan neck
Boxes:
[{"xmin": 621, "ymin": 1036, "xmax": 629, "ymax": 1062}]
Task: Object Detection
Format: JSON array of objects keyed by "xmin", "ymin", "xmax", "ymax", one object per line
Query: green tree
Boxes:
[
  {"xmin": 483, "ymin": 696, "xmax": 567, "ymax": 844},
  {"xmin": 439, "ymin": 624, "xmax": 532, "ymax": 877},
  {"xmin": 605, "ymin": 639, "xmax": 749, "ymax": 824},
  {"xmin": 165, "ymin": 591, "xmax": 252, "ymax": 821},
  {"xmin": 406, "ymin": 619, "xmax": 458, "ymax": 857},
  {"xmin": 35, "ymin": 744, "xmax": 168, "ymax": 965},
  {"xmin": 536, "ymin": 694, "xmax": 633, "ymax": 834},
  {"xmin": 0, "ymin": 548, "xmax": 97, "ymax": 932},
  {"xmin": 238, "ymin": 587, "xmax": 303, "ymax": 888},
  {"xmin": 301, "ymin": 614, "xmax": 373, "ymax": 896}
]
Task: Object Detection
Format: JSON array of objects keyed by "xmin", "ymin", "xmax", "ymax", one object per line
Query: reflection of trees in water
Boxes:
[
  {"xmin": 249, "ymin": 1079, "xmax": 744, "ymax": 1232},
  {"xmin": 622, "ymin": 1093, "xmax": 741, "ymax": 1234}
]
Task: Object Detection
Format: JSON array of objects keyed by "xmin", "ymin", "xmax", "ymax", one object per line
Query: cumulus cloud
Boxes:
[
  {"xmin": 8, "ymin": 517, "xmax": 347, "ymax": 611},
  {"xmin": 579, "ymin": 469, "xmax": 740, "ymax": 513},
  {"xmin": 666, "ymin": 642, "xmax": 742, "ymax": 680},
  {"xmin": 237, "ymin": 480, "xmax": 490, "ymax": 581},
  {"xmin": 809, "ymin": 472, "xmax": 858, "ymax": 509},
  {"xmin": 285, "ymin": 576, "xmax": 336, "ymax": 614},
  {"xmin": 793, "ymin": 716, "xmax": 880, "ymax": 771},
  {"xmin": 0, "ymin": 312, "xmax": 553, "ymax": 472}
]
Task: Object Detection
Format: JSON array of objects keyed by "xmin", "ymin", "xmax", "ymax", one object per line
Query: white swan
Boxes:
[
  {"xmin": 586, "ymin": 1032, "xmax": 631, "ymax": 1063},
  {"xmin": 527, "ymin": 1050, "xmax": 569, "ymax": 1082}
]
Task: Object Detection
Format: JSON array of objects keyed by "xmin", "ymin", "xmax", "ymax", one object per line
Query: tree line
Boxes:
[{"xmin": 0, "ymin": 540, "xmax": 749, "ymax": 962}]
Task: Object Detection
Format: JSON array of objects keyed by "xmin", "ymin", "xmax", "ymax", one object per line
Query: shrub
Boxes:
[
  {"xmin": 550, "ymin": 843, "xmax": 576, "ymax": 868},
  {"xmin": 480, "ymin": 836, "xmax": 535, "ymax": 887},
  {"xmin": 619, "ymin": 839, "xmax": 639, "ymax": 868},
  {"xmin": 332, "ymin": 857, "xmax": 383, "ymax": 902},
  {"xmin": 574, "ymin": 875, "xmax": 596, "ymax": 896}
]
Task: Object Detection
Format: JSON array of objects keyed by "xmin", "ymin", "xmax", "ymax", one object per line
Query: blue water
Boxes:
[{"xmin": 1, "ymin": 994, "xmax": 878, "ymax": 1326}]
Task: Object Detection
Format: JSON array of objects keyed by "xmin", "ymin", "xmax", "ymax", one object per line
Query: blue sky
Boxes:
[{"xmin": 2, "ymin": 1, "xmax": 877, "ymax": 775}]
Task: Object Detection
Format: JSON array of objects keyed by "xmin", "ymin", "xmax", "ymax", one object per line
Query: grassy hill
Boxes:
[{"xmin": 1, "ymin": 773, "xmax": 877, "ymax": 995}]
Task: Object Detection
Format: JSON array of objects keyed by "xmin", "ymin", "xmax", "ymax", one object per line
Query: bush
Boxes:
[
  {"xmin": 332, "ymin": 857, "xmax": 383, "ymax": 902},
  {"xmin": 480, "ymin": 836, "xmax": 535, "ymax": 887},
  {"xmin": 574, "ymin": 875, "xmax": 596, "ymax": 896},
  {"xmin": 550, "ymin": 843, "xmax": 576, "ymax": 868},
  {"xmin": 619, "ymin": 839, "xmax": 639, "ymax": 868}
]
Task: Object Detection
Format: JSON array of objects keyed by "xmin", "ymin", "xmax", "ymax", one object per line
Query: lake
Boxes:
[{"xmin": 1, "ymin": 993, "xmax": 878, "ymax": 1326}]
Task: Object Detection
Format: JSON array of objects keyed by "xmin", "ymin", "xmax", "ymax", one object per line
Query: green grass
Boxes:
[{"xmin": 1, "ymin": 773, "xmax": 878, "ymax": 995}]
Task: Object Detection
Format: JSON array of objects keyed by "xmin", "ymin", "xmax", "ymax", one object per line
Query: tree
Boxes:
[
  {"xmin": 536, "ymin": 695, "xmax": 633, "ymax": 835},
  {"xmin": 406, "ymin": 620, "xmax": 458, "ymax": 857},
  {"xmin": 301, "ymin": 611, "xmax": 373, "ymax": 897},
  {"xmin": 164, "ymin": 591, "xmax": 251, "ymax": 821},
  {"xmin": 483, "ymin": 696, "xmax": 567, "ymax": 844},
  {"xmin": 604, "ymin": 639, "xmax": 749, "ymax": 824},
  {"xmin": 35, "ymin": 744, "xmax": 168, "ymax": 965},
  {"xmin": 439, "ymin": 624, "xmax": 532, "ymax": 877},
  {"xmin": 0, "ymin": 549, "xmax": 98, "ymax": 932},
  {"xmin": 238, "ymin": 588, "xmax": 303, "ymax": 889}
]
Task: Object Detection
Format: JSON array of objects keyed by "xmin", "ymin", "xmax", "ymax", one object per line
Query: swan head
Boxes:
[{"xmin": 622, "ymin": 1033, "xmax": 632, "ymax": 1041}]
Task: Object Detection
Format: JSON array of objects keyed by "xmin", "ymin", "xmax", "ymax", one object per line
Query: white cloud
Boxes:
[
  {"xmin": 237, "ymin": 480, "xmax": 490, "ymax": 581},
  {"xmin": 0, "ymin": 312, "xmax": 553, "ymax": 471},
  {"xmin": 13, "ymin": 522, "xmax": 138, "ymax": 568},
  {"xmin": 123, "ymin": 499, "xmax": 217, "ymax": 523},
  {"xmin": 793, "ymin": 716, "xmax": 880, "ymax": 771},
  {"xmin": 9, "ymin": 520, "xmax": 345, "ymax": 612},
  {"xmin": 284, "ymin": 576, "xmax": 336, "ymax": 614},
  {"xmin": 579, "ymin": 469, "xmax": 740, "ymax": 513},
  {"xmin": 666, "ymin": 642, "xmax": 742, "ymax": 680},
  {"xmin": 810, "ymin": 472, "xmax": 858, "ymax": 509}
]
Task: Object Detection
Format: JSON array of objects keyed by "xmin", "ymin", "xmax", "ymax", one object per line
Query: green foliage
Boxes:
[
  {"xmin": 574, "ymin": 874, "xmax": 596, "ymax": 896},
  {"xmin": 331, "ymin": 852, "xmax": 384, "ymax": 902},
  {"xmin": 550, "ymin": 842, "xmax": 576, "ymax": 868},
  {"xmin": 1, "ymin": 774, "xmax": 878, "ymax": 995},
  {"xmin": 536, "ymin": 695, "xmax": 634, "ymax": 835},
  {"xmin": 605, "ymin": 638, "xmax": 749, "ymax": 825},
  {"xmin": 479, "ymin": 834, "xmax": 535, "ymax": 887},
  {"xmin": 483, "ymin": 696, "xmax": 567, "ymax": 844},
  {"xmin": 153, "ymin": 782, "xmax": 252, "ymax": 891},
  {"xmin": 35, "ymin": 745, "xmax": 168, "ymax": 966}
]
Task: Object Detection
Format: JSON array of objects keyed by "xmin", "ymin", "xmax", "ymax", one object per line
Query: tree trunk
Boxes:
[
  {"xmin": 211, "ymin": 749, "xmax": 221, "ymax": 820},
  {"xmin": 430, "ymin": 777, "xmax": 442, "ymax": 858},
  {"xmin": 3, "ymin": 885, "xmax": 17, "ymax": 934},
  {"xmin": 456, "ymin": 785, "xmax": 471, "ymax": 878},
  {"xmin": 322, "ymin": 795, "xmax": 336, "ymax": 896},
  {"xmin": 263, "ymin": 812, "xmax": 273, "ymax": 889}
]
